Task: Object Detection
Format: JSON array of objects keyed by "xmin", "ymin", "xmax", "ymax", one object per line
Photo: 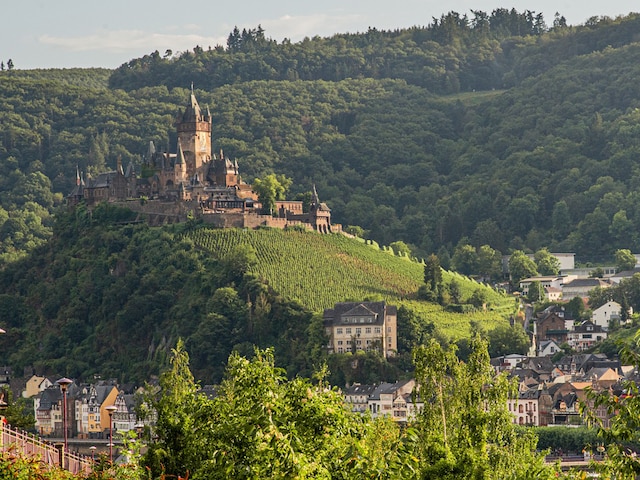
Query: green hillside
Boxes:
[
  {"xmin": 187, "ymin": 227, "xmax": 512, "ymax": 337},
  {"xmin": 6, "ymin": 14, "xmax": 640, "ymax": 266},
  {"xmin": 0, "ymin": 207, "xmax": 512, "ymax": 383}
]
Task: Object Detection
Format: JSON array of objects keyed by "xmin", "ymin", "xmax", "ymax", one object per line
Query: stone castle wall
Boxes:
[{"xmin": 110, "ymin": 199, "xmax": 341, "ymax": 232}]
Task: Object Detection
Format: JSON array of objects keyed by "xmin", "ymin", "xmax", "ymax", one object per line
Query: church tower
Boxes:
[{"xmin": 176, "ymin": 86, "xmax": 212, "ymax": 179}]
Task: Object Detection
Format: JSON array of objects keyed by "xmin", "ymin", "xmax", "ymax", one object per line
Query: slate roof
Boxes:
[
  {"xmin": 344, "ymin": 384, "xmax": 377, "ymax": 397},
  {"xmin": 323, "ymin": 301, "xmax": 396, "ymax": 326}
]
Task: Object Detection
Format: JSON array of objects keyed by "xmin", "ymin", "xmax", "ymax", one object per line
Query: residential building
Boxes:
[
  {"xmin": 567, "ymin": 321, "xmax": 607, "ymax": 352},
  {"xmin": 591, "ymin": 301, "xmax": 624, "ymax": 330},
  {"xmin": 561, "ymin": 278, "xmax": 611, "ymax": 300},
  {"xmin": 367, "ymin": 380, "xmax": 417, "ymax": 421},
  {"xmin": 544, "ymin": 286, "xmax": 563, "ymax": 302},
  {"xmin": 343, "ymin": 384, "xmax": 377, "ymax": 413},
  {"xmin": 22, "ymin": 375, "xmax": 51, "ymax": 398},
  {"xmin": 323, "ymin": 301, "xmax": 397, "ymax": 358},
  {"xmin": 519, "ymin": 276, "xmax": 563, "ymax": 296},
  {"xmin": 508, "ymin": 389, "xmax": 545, "ymax": 426},
  {"xmin": 536, "ymin": 305, "xmax": 573, "ymax": 344},
  {"xmin": 538, "ymin": 339, "xmax": 562, "ymax": 357}
]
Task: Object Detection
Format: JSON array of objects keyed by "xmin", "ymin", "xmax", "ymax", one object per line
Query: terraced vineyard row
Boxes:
[{"xmin": 187, "ymin": 228, "xmax": 513, "ymax": 337}]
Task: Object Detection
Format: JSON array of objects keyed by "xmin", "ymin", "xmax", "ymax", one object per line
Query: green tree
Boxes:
[
  {"xmin": 588, "ymin": 286, "xmax": 614, "ymax": 310},
  {"xmin": 252, "ymin": 173, "xmax": 292, "ymax": 215},
  {"xmin": 584, "ymin": 330, "xmax": 640, "ymax": 478},
  {"xmin": 191, "ymin": 348, "xmax": 403, "ymax": 478},
  {"xmin": 451, "ymin": 243, "xmax": 478, "ymax": 275},
  {"xmin": 389, "ymin": 240, "xmax": 411, "ymax": 257},
  {"xmin": 219, "ymin": 244, "xmax": 257, "ymax": 284},
  {"xmin": 423, "ymin": 253, "xmax": 443, "ymax": 297},
  {"xmin": 487, "ymin": 323, "xmax": 530, "ymax": 357},
  {"xmin": 144, "ymin": 339, "xmax": 207, "ymax": 478},
  {"xmin": 509, "ymin": 250, "xmax": 538, "ymax": 286},
  {"xmin": 344, "ymin": 225, "xmax": 366, "ymax": 238},
  {"xmin": 410, "ymin": 336, "xmax": 555, "ymax": 479},
  {"xmin": 0, "ymin": 386, "xmax": 34, "ymax": 431},
  {"xmin": 615, "ymin": 248, "xmax": 637, "ymax": 272},
  {"xmin": 534, "ymin": 248, "xmax": 560, "ymax": 276},
  {"xmin": 526, "ymin": 280, "xmax": 545, "ymax": 303},
  {"xmin": 476, "ymin": 244, "xmax": 502, "ymax": 281}
]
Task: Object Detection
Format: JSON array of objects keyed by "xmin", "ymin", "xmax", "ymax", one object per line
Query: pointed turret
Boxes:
[
  {"xmin": 312, "ymin": 184, "xmax": 320, "ymax": 205},
  {"xmin": 176, "ymin": 140, "xmax": 186, "ymax": 165},
  {"xmin": 76, "ymin": 165, "xmax": 81, "ymax": 186},
  {"xmin": 147, "ymin": 141, "xmax": 156, "ymax": 160},
  {"xmin": 125, "ymin": 161, "xmax": 135, "ymax": 178},
  {"xmin": 181, "ymin": 85, "xmax": 205, "ymax": 123}
]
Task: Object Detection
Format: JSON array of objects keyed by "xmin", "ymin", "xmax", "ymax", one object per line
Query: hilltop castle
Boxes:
[{"xmin": 68, "ymin": 89, "xmax": 337, "ymax": 233}]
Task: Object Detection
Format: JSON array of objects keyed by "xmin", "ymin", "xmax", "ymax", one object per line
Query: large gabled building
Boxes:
[{"xmin": 323, "ymin": 301, "xmax": 397, "ymax": 358}]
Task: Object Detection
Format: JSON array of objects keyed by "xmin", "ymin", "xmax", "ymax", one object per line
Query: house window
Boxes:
[
  {"xmin": 346, "ymin": 340, "xmax": 351, "ymax": 345},
  {"xmin": 338, "ymin": 347, "xmax": 343, "ymax": 353},
  {"xmin": 583, "ymin": 334, "xmax": 592, "ymax": 339},
  {"xmin": 337, "ymin": 328, "xmax": 343, "ymax": 335},
  {"xmin": 387, "ymin": 327, "xmax": 392, "ymax": 333},
  {"xmin": 375, "ymin": 327, "xmax": 381, "ymax": 334},
  {"xmin": 356, "ymin": 328, "xmax": 361, "ymax": 334},
  {"xmin": 346, "ymin": 328, "xmax": 351, "ymax": 334},
  {"xmin": 338, "ymin": 341, "xmax": 343, "ymax": 345},
  {"xmin": 365, "ymin": 327, "xmax": 371, "ymax": 333},
  {"xmin": 519, "ymin": 405, "xmax": 523, "ymax": 413}
]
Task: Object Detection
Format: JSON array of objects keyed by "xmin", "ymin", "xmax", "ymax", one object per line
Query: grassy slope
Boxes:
[{"xmin": 187, "ymin": 227, "xmax": 513, "ymax": 339}]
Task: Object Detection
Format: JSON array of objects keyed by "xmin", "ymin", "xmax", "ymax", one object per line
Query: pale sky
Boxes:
[{"xmin": 2, "ymin": 0, "xmax": 638, "ymax": 69}]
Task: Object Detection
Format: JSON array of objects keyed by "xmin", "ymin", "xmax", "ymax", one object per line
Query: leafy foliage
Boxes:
[{"xmin": 409, "ymin": 336, "xmax": 556, "ymax": 479}]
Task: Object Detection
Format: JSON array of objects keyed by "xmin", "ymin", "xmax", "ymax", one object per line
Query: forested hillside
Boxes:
[
  {"xmin": 0, "ymin": 206, "xmax": 507, "ymax": 383},
  {"xmin": 3, "ymin": 12, "xmax": 640, "ymax": 266}
]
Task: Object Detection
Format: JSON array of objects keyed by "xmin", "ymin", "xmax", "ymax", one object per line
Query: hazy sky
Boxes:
[{"xmin": 2, "ymin": 0, "xmax": 638, "ymax": 69}]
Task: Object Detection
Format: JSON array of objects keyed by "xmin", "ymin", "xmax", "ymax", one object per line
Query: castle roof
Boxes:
[{"xmin": 180, "ymin": 87, "xmax": 209, "ymax": 123}]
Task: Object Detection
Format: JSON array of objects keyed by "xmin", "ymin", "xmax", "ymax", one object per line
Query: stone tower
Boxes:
[{"xmin": 176, "ymin": 86, "xmax": 212, "ymax": 179}]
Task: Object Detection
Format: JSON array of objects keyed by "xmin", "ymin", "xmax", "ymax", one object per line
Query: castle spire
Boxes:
[
  {"xmin": 176, "ymin": 139, "xmax": 185, "ymax": 165},
  {"xmin": 76, "ymin": 165, "xmax": 81, "ymax": 186},
  {"xmin": 312, "ymin": 184, "xmax": 320, "ymax": 205},
  {"xmin": 117, "ymin": 155, "xmax": 124, "ymax": 175}
]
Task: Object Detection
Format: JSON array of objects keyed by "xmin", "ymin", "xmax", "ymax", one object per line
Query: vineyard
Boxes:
[{"xmin": 186, "ymin": 227, "xmax": 514, "ymax": 338}]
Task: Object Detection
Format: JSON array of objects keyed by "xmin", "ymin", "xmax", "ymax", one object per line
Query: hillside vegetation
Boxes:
[
  {"xmin": 4, "ymin": 13, "xmax": 640, "ymax": 267},
  {"xmin": 187, "ymin": 227, "xmax": 510, "ymax": 330},
  {"xmin": 0, "ymin": 206, "xmax": 508, "ymax": 383}
]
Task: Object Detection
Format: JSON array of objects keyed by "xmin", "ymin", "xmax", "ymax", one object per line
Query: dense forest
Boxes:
[{"xmin": 3, "ymin": 11, "xmax": 640, "ymax": 269}]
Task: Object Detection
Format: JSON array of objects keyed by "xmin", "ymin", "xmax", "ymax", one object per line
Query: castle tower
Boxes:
[
  {"xmin": 174, "ymin": 139, "xmax": 188, "ymax": 184},
  {"xmin": 309, "ymin": 184, "xmax": 332, "ymax": 233},
  {"xmin": 176, "ymin": 86, "xmax": 212, "ymax": 179},
  {"xmin": 214, "ymin": 149, "xmax": 239, "ymax": 187}
]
